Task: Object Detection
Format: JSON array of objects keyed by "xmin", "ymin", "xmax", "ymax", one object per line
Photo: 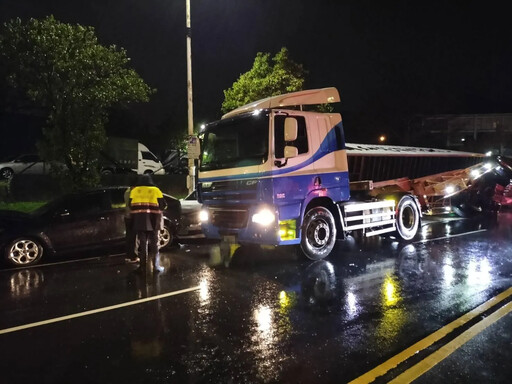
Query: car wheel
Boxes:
[
  {"xmin": 300, "ymin": 206, "xmax": 337, "ymax": 260},
  {"xmin": 158, "ymin": 224, "xmax": 173, "ymax": 250},
  {"xmin": 1, "ymin": 167, "xmax": 14, "ymax": 179},
  {"xmin": 134, "ymin": 225, "xmax": 173, "ymax": 254},
  {"xmin": 5, "ymin": 237, "xmax": 44, "ymax": 267}
]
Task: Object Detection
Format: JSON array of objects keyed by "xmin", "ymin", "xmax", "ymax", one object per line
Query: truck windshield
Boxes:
[{"xmin": 200, "ymin": 112, "xmax": 269, "ymax": 171}]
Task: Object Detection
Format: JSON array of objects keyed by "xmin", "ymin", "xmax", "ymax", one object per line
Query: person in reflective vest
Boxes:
[{"xmin": 129, "ymin": 175, "xmax": 167, "ymax": 274}]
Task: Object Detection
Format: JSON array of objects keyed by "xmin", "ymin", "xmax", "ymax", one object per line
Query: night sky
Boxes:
[{"xmin": 1, "ymin": 0, "xmax": 511, "ymax": 156}]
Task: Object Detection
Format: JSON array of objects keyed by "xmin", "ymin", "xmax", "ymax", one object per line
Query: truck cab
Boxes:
[{"xmin": 197, "ymin": 88, "xmax": 421, "ymax": 261}]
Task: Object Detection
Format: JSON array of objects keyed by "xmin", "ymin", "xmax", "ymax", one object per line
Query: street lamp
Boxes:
[{"xmin": 186, "ymin": 0, "xmax": 195, "ymax": 194}]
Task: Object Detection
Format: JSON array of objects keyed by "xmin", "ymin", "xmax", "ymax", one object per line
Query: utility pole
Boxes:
[{"xmin": 186, "ymin": 0, "xmax": 195, "ymax": 194}]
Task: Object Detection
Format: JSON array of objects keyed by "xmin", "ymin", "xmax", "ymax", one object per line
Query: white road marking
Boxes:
[{"xmin": 0, "ymin": 285, "xmax": 200, "ymax": 335}]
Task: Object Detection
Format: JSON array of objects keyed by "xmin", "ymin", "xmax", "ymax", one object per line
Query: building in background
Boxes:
[{"xmin": 409, "ymin": 113, "xmax": 512, "ymax": 156}]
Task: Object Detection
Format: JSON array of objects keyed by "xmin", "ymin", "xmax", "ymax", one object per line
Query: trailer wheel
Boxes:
[
  {"xmin": 395, "ymin": 195, "xmax": 420, "ymax": 241},
  {"xmin": 300, "ymin": 206, "xmax": 337, "ymax": 260}
]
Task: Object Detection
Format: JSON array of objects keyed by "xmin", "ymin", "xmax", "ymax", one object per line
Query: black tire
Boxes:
[
  {"xmin": 300, "ymin": 206, "xmax": 337, "ymax": 260},
  {"xmin": 1, "ymin": 167, "xmax": 14, "ymax": 179},
  {"xmin": 4, "ymin": 237, "xmax": 44, "ymax": 267},
  {"xmin": 451, "ymin": 189, "xmax": 498, "ymax": 218},
  {"xmin": 301, "ymin": 260, "xmax": 337, "ymax": 305},
  {"xmin": 395, "ymin": 195, "xmax": 420, "ymax": 241}
]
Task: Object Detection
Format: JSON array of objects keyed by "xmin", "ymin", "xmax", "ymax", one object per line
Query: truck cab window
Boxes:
[{"xmin": 274, "ymin": 115, "xmax": 308, "ymax": 158}]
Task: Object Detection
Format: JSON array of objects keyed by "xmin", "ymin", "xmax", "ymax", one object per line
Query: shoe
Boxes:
[{"xmin": 125, "ymin": 257, "xmax": 140, "ymax": 264}]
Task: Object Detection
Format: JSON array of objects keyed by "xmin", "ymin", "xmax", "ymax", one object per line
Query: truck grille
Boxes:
[
  {"xmin": 209, "ymin": 207, "xmax": 249, "ymax": 229},
  {"xmin": 200, "ymin": 179, "xmax": 258, "ymax": 202}
]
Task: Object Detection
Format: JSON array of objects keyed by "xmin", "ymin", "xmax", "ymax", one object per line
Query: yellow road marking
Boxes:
[
  {"xmin": 390, "ymin": 300, "xmax": 512, "ymax": 383},
  {"xmin": 0, "ymin": 285, "xmax": 200, "ymax": 336},
  {"xmin": 349, "ymin": 286, "xmax": 512, "ymax": 384}
]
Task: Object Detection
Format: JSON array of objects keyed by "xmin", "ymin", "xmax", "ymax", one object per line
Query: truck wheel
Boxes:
[
  {"xmin": 300, "ymin": 206, "xmax": 337, "ymax": 260},
  {"xmin": 395, "ymin": 195, "xmax": 420, "ymax": 241}
]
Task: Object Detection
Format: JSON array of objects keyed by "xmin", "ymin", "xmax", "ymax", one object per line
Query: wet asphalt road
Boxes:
[{"xmin": 1, "ymin": 211, "xmax": 511, "ymax": 383}]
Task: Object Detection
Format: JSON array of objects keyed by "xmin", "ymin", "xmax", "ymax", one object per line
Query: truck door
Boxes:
[{"xmin": 273, "ymin": 114, "xmax": 315, "ymax": 202}]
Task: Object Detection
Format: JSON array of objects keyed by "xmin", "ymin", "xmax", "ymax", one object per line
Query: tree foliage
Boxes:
[
  {"xmin": 221, "ymin": 47, "xmax": 306, "ymax": 114},
  {"xmin": 0, "ymin": 16, "xmax": 154, "ymax": 190}
]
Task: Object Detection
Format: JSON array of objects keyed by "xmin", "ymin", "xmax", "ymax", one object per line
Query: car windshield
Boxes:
[
  {"xmin": 1, "ymin": 156, "xmax": 15, "ymax": 162},
  {"xmin": 184, "ymin": 191, "xmax": 197, "ymax": 200},
  {"xmin": 200, "ymin": 112, "xmax": 269, "ymax": 171}
]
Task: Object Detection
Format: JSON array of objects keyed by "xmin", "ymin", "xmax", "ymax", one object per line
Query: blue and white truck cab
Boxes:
[{"xmin": 197, "ymin": 87, "xmax": 421, "ymax": 260}]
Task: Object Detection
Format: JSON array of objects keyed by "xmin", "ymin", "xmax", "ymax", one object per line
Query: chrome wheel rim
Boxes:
[
  {"xmin": 158, "ymin": 227, "xmax": 171, "ymax": 249},
  {"xmin": 8, "ymin": 239, "xmax": 42, "ymax": 265}
]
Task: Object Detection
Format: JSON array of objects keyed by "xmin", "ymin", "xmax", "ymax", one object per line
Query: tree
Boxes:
[
  {"xmin": 0, "ymin": 16, "xmax": 154, "ymax": 190},
  {"xmin": 221, "ymin": 47, "xmax": 306, "ymax": 114}
]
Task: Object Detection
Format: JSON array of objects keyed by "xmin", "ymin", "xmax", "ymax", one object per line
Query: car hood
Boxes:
[{"xmin": 180, "ymin": 200, "xmax": 201, "ymax": 212}]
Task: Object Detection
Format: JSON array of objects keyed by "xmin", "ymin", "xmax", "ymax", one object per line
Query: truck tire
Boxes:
[
  {"xmin": 395, "ymin": 195, "xmax": 420, "ymax": 241},
  {"xmin": 300, "ymin": 206, "xmax": 337, "ymax": 260}
]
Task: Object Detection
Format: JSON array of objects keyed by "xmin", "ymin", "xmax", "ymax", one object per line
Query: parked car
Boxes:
[
  {"xmin": 177, "ymin": 190, "xmax": 203, "ymax": 238},
  {"xmin": 0, "ymin": 187, "xmax": 181, "ymax": 267},
  {"xmin": 0, "ymin": 154, "xmax": 50, "ymax": 180}
]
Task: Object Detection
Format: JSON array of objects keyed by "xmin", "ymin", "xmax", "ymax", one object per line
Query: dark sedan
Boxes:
[{"xmin": 0, "ymin": 187, "xmax": 181, "ymax": 267}]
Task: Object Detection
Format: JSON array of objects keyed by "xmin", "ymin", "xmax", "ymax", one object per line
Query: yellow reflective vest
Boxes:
[{"xmin": 129, "ymin": 186, "xmax": 164, "ymax": 231}]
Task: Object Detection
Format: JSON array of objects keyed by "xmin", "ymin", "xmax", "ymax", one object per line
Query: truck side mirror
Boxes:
[
  {"xmin": 284, "ymin": 145, "xmax": 298, "ymax": 159},
  {"xmin": 284, "ymin": 118, "xmax": 298, "ymax": 141},
  {"xmin": 275, "ymin": 145, "xmax": 299, "ymax": 168}
]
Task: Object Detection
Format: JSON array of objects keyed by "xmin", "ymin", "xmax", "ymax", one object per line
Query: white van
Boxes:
[{"xmin": 138, "ymin": 143, "xmax": 165, "ymax": 175}]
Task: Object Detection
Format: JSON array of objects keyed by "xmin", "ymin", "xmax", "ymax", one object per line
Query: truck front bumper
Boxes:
[{"xmin": 201, "ymin": 206, "xmax": 301, "ymax": 246}]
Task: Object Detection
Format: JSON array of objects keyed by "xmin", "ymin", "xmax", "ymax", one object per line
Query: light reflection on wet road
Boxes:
[{"xmin": 0, "ymin": 212, "xmax": 511, "ymax": 383}]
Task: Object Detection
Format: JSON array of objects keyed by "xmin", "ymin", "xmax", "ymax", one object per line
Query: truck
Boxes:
[
  {"xmin": 196, "ymin": 87, "xmax": 512, "ymax": 262},
  {"xmin": 100, "ymin": 137, "xmax": 165, "ymax": 175},
  {"xmin": 195, "ymin": 87, "xmax": 422, "ymax": 261}
]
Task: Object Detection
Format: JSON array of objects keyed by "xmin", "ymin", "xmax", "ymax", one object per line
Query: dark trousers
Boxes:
[
  {"xmin": 137, "ymin": 230, "xmax": 159, "ymax": 274},
  {"xmin": 125, "ymin": 217, "xmax": 137, "ymax": 259}
]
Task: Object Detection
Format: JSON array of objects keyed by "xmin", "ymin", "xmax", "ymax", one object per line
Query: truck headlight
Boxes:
[
  {"xmin": 252, "ymin": 208, "xmax": 275, "ymax": 226},
  {"xmin": 199, "ymin": 209, "xmax": 209, "ymax": 222}
]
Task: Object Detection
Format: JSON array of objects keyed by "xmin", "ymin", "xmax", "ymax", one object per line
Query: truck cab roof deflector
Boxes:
[{"xmin": 221, "ymin": 87, "xmax": 340, "ymax": 120}]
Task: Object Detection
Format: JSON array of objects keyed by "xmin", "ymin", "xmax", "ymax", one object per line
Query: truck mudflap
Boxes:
[{"xmin": 340, "ymin": 200, "xmax": 396, "ymax": 237}]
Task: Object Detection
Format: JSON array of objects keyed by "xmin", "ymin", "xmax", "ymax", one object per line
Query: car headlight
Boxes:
[
  {"xmin": 199, "ymin": 209, "xmax": 209, "ymax": 222},
  {"xmin": 252, "ymin": 208, "xmax": 276, "ymax": 226}
]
